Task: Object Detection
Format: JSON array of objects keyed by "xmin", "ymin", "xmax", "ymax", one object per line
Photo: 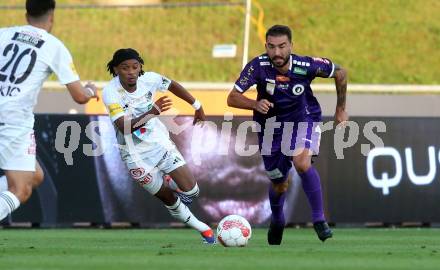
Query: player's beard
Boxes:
[{"xmin": 270, "ymin": 55, "xmax": 290, "ymax": 68}]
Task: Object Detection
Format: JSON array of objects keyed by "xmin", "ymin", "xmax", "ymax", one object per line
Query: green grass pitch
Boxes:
[{"xmin": 0, "ymin": 228, "xmax": 439, "ymax": 270}]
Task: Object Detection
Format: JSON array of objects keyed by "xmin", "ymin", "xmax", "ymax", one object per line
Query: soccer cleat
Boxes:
[
  {"xmin": 201, "ymin": 229, "xmax": 216, "ymax": 244},
  {"xmin": 267, "ymin": 222, "xmax": 284, "ymax": 245},
  {"xmin": 313, "ymin": 221, "xmax": 333, "ymax": 242}
]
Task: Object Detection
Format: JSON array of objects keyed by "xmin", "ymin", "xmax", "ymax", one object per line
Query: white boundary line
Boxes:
[{"xmin": 42, "ymin": 81, "xmax": 440, "ymax": 94}]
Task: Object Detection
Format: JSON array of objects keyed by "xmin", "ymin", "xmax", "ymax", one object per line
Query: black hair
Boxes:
[
  {"xmin": 26, "ymin": 0, "xmax": 56, "ymax": 18},
  {"xmin": 106, "ymin": 48, "xmax": 145, "ymax": 77},
  {"xmin": 265, "ymin": 25, "xmax": 292, "ymax": 43}
]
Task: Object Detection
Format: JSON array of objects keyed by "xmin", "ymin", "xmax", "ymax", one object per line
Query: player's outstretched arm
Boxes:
[
  {"xmin": 227, "ymin": 88, "xmax": 273, "ymax": 114},
  {"xmin": 168, "ymin": 80, "xmax": 205, "ymax": 125},
  {"xmin": 66, "ymin": 81, "xmax": 99, "ymax": 104},
  {"xmin": 333, "ymin": 65, "xmax": 348, "ymax": 124}
]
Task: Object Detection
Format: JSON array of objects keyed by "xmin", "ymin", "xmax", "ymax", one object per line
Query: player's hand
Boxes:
[
  {"xmin": 85, "ymin": 82, "xmax": 99, "ymax": 101},
  {"xmin": 193, "ymin": 106, "xmax": 206, "ymax": 125},
  {"xmin": 254, "ymin": 99, "xmax": 274, "ymax": 114},
  {"xmin": 152, "ymin": 96, "xmax": 173, "ymax": 115},
  {"xmin": 334, "ymin": 107, "xmax": 349, "ymax": 127}
]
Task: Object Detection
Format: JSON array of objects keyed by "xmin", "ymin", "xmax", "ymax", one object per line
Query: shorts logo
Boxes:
[
  {"xmin": 27, "ymin": 133, "xmax": 36, "ymax": 155},
  {"xmin": 138, "ymin": 173, "xmax": 153, "ymax": 186},
  {"xmin": 129, "ymin": 168, "xmax": 145, "ymax": 179},
  {"xmin": 172, "ymin": 156, "xmax": 182, "ymax": 165},
  {"xmin": 267, "ymin": 169, "xmax": 283, "ymax": 180},
  {"xmin": 292, "ymin": 84, "xmax": 305, "ymax": 95}
]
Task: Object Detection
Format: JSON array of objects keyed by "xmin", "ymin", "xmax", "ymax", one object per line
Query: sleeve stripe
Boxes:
[
  {"xmin": 328, "ymin": 62, "xmax": 335, "ymax": 78},
  {"xmin": 234, "ymin": 84, "xmax": 244, "ymax": 92}
]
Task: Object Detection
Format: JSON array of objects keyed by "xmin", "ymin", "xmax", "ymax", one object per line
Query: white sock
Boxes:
[
  {"xmin": 0, "ymin": 176, "xmax": 7, "ymax": 192},
  {"xmin": 165, "ymin": 197, "xmax": 210, "ymax": 233},
  {"xmin": 0, "ymin": 191, "xmax": 20, "ymax": 221}
]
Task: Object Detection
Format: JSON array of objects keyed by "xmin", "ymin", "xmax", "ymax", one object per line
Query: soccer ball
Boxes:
[{"xmin": 216, "ymin": 214, "xmax": 252, "ymax": 247}]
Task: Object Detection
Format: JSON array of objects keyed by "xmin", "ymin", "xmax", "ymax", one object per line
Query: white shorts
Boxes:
[
  {"xmin": 0, "ymin": 124, "xmax": 36, "ymax": 172},
  {"xmin": 126, "ymin": 146, "xmax": 186, "ymax": 195}
]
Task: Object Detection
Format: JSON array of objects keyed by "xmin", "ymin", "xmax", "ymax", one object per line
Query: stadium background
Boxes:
[
  {"xmin": 1, "ymin": 0, "xmax": 440, "ymax": 226},
  {"xmin": 1, "ymin": 1, "xmax": 440, "ymax": 270}
]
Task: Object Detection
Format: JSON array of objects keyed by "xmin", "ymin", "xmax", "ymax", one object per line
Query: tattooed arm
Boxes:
[{"xmin": 332, "ymin": 64, "xmax": 348, "ymax": 124}]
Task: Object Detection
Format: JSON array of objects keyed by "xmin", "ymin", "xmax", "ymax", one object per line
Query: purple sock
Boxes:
[
  {"xmin": 268, "ymin": 184, "xmax": 286, "ymax": 225},
  {"xmin": 299, "ymin": 166, "xmax": 325, "ymax": 223}
]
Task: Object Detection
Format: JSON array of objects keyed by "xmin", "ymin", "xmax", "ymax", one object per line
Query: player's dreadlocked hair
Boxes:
[
  {"xmin": 106, "ymin": 48, "xmax": 145, "ymax": 77},
  {"xmin": 266, "ymin": 25, "xmax": 292, "ymax": 43},
  {"xmin": 26, "ymin": 0, "xmax": 56, "ymax": 18}
]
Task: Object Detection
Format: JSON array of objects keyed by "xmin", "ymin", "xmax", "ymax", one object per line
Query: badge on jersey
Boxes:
[
  {"xmin": 108, "ymin": 103, "xmax": 123, "ymax": 117},
  {"xmin": 265, "ymin": 79, "xmax": 275, "ymax": 95},
  {"xmin": 69, "ymin": 62, "xmax": 78, "ymax": 76},
  {"xmin": 292, "ymin": 84, "xmax": 305, "ymax": 95}
]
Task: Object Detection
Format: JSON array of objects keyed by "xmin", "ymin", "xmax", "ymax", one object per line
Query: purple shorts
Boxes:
[{"xmin": 258, "ymin": 121, "xmax": 321, "ymax": 183}]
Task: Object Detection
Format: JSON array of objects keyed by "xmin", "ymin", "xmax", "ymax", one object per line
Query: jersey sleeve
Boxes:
[
  {"xmin": 49, "ymin": 41, "xmax": 80, "ymax": 85},
  {"xmin": 233, "ymin": 59, "xmax": 259, "ymax": 93},
  {"xmin": 309, "ymin": 57, "xmax": 335, "ymax": 79},
  {"xmin": 0, "ymin": 28, "xmax": 6, "ymax": 38},
  {"xmin": 102, "ymin": 87, "xmax": 125, "ymax": 122},
  {"xmin": 146, "ymin": 72, "xmax": 172, "ymax": 92}
]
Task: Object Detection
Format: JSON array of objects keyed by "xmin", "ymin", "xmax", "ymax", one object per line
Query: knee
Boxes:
[
  {"xmin": 8, "ymin": 181, "xmax": 33, "ymax": 203},
  {"xmin": 272, "ymin": 180, "xmax": 289, "ymax": 194},
  {"xmin": 33, "ymin": 168, "xmax": 44, "ymax": 187},
  {"xmin": 293, "ymin": 158, "xmax": 311, "ymax": 173}
]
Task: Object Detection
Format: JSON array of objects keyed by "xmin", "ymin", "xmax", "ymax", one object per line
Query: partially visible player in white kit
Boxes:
[
  {"xmin": 102, "ymin": 48, "xmax": 215, "ymax": 244},
  {"xmin": 0, "ymin": 0, "xmax": 98, "ymax": 221}
]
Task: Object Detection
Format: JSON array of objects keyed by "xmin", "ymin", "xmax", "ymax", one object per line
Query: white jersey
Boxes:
[
  {"xmin": 102, "ymin": 72, "xmax": 174, "ymax": 163},
  {"xmin": 0, "ymin": 25, "xmax": 79, "ymax": 128}
]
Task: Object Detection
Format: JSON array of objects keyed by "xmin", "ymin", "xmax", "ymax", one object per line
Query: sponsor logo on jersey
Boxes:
[
  {"xmin": 259, "ymin": 61, "xmax": 270, "ymax": 66},
  {"xmin": 246, "ymin": 65, "xmax": 255, "ymax": 76},
  {"xmin": 12, "ymin": 32, "xmax": 45, "ymax": 48},
  {"xmin": 258, "ymin": 55, "xmax": 268, "ymax": 59},
  {"xmin": 313, "ymin": 57, "xmax": 330, "ymax": 65},
  {"xmin": 276, "ymin": 84, "xmax": 289, "ymax": 90},
  {"xmin": 276, "ymin": 75, "xmax": 290, "ymax": 82},
  {"xmin": 292, "ymin": 84, "xmax": 305, "ymax": 95},
  {"xmin": 293, "ymin": 67, "xmax": 307, "ymax": 75},
  {"xmin": 293, "ymin": 60, "xmax": 310, "ymax": 67},
  {"xmin": 239, "ymin": 76, "xmax": 250, "ymax": 87},
  {"xmin": 0, "ymin": 85, "xmax": 21, "ymax": 97}
]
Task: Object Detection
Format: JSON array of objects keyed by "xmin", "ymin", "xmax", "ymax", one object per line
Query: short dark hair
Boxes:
[
  {"xmin": 265, "ymin": 25, "xmax": 292, "ymax": 42},
  {"xmin": 26, "ymin": 0, "xmax": 56, "ymax": 18}
]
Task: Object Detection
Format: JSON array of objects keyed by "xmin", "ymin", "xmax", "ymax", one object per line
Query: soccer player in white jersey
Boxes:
[
  {"xmin": 102, "ymin": 48, "xmax": 215, "ymax": 244},
  {"xmin": 0, "ymin": 0, "xmax": 99, "ymax": 221}
]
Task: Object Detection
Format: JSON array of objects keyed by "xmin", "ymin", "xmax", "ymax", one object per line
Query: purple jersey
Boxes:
[{"xmin": 234, "ymin": 54, "xmax": 335, "ymax": 124}]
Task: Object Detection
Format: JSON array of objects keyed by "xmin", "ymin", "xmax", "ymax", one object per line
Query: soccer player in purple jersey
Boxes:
[{"xmin": 227, "ymin": 25, "xmax": 348, "ymax": 244}]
